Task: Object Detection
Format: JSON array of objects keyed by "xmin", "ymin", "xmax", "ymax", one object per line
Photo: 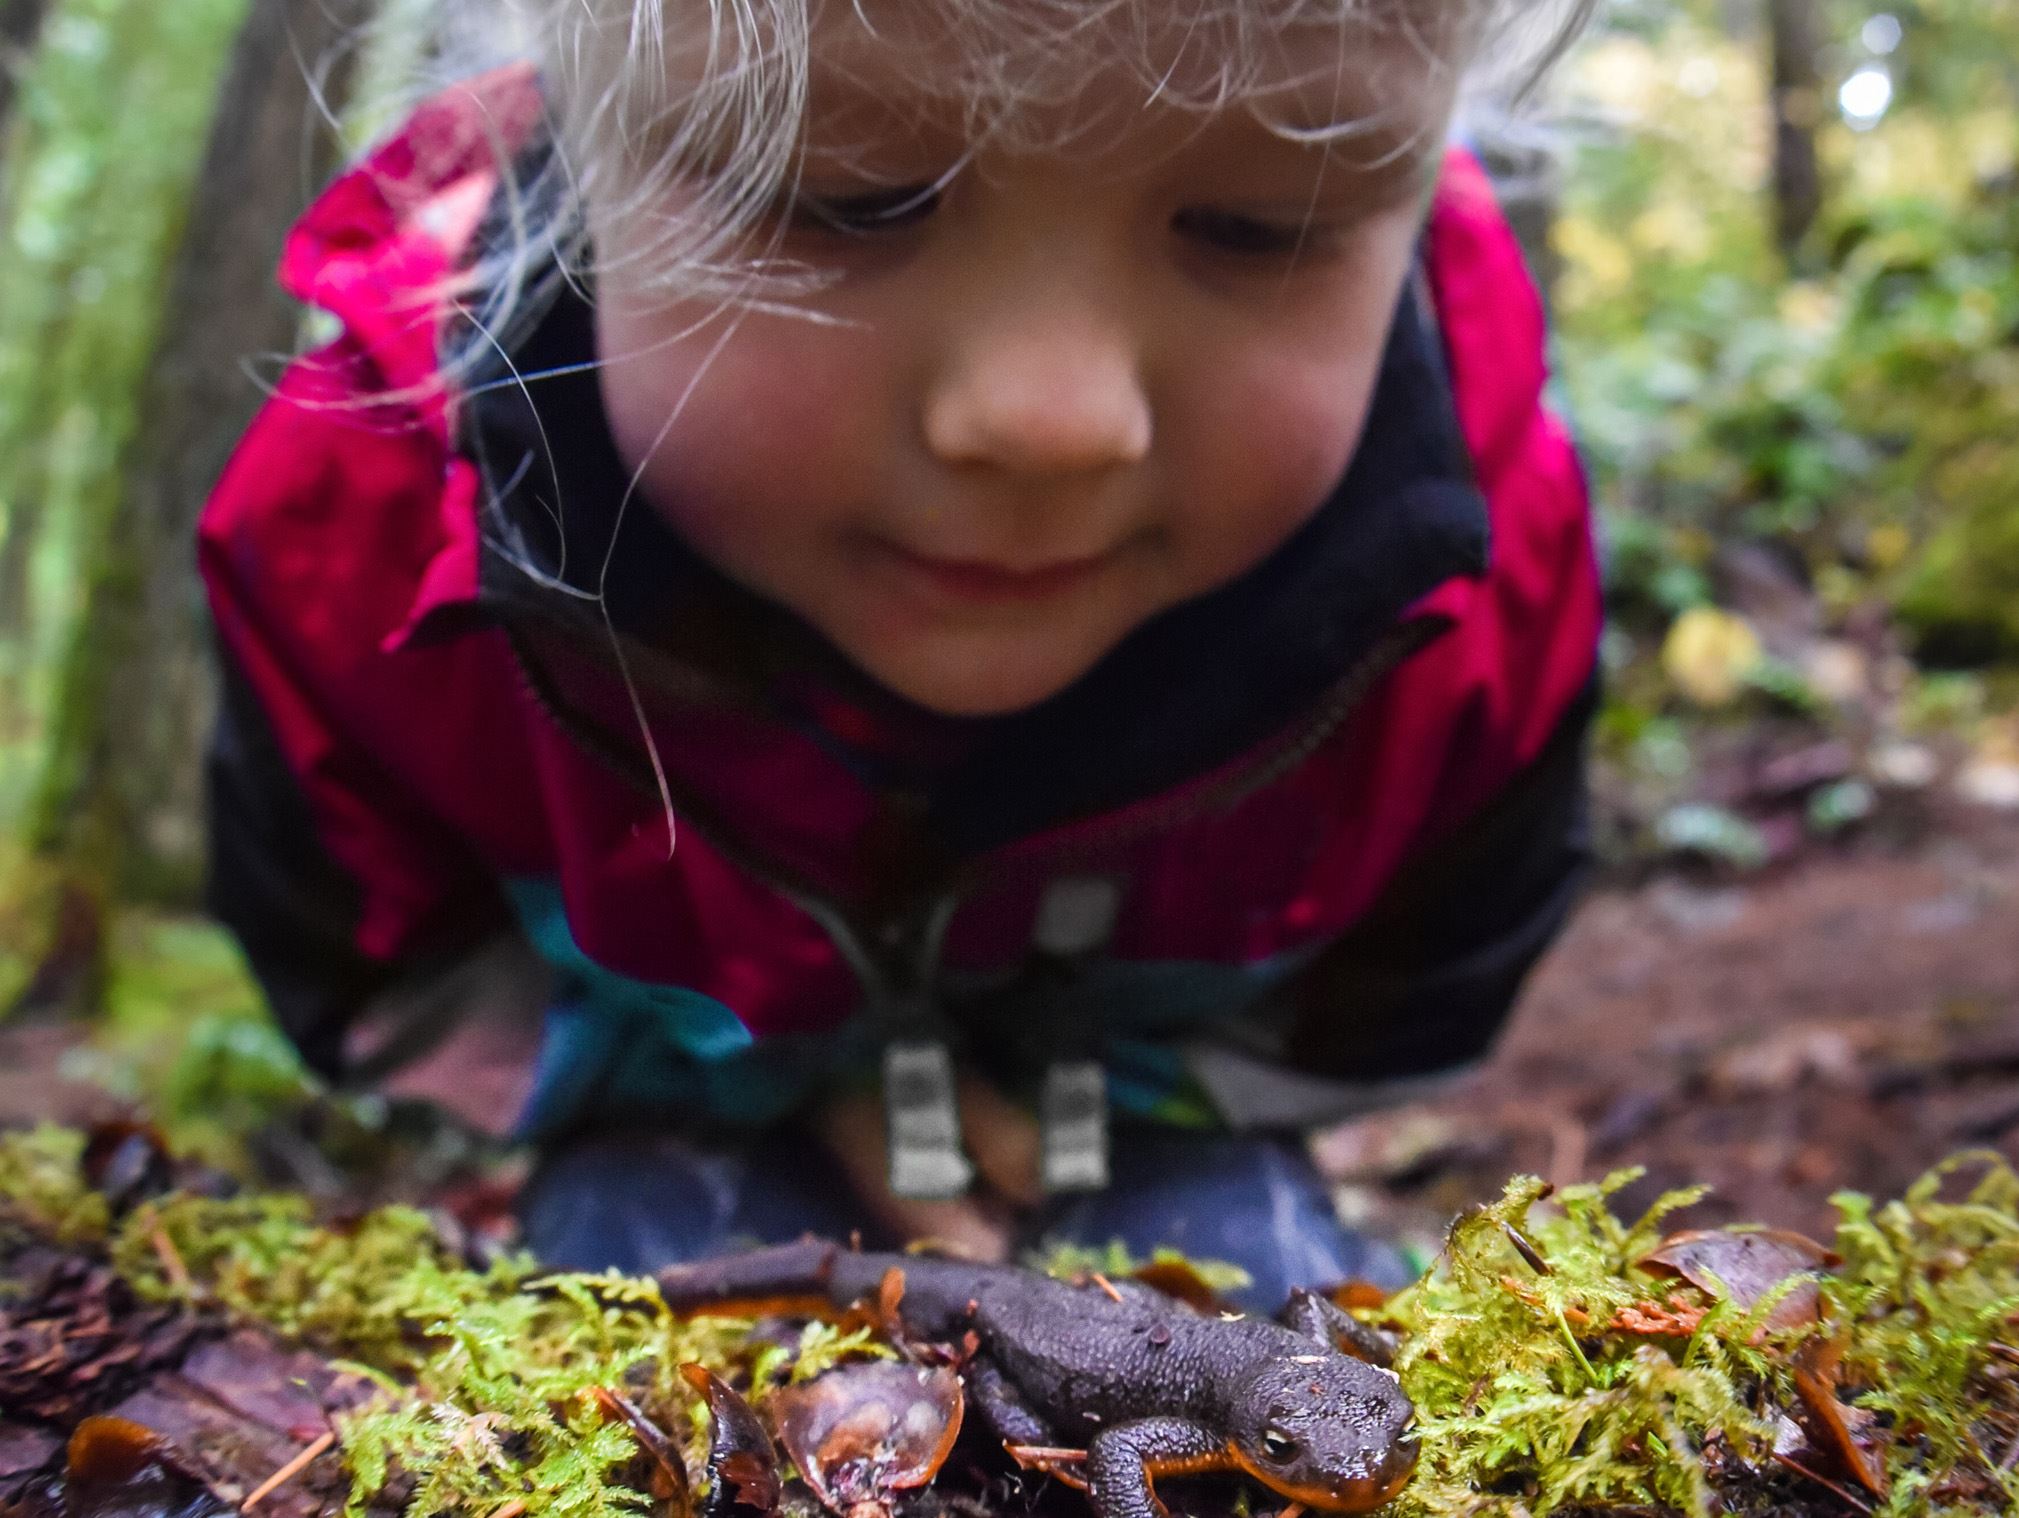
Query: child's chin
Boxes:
[{"xmin": 856, "ymin": 642, "xmax": 1107, "ymax": 719}]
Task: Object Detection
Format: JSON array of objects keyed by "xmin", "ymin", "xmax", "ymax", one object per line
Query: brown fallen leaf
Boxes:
[
  {"xmin": 1639, "ymin": 1228, "xmax": 1839, "ymax": 1335},
  {"xmin": 1129, "ymin": 1259, "xmax": 1227, "ymax": 1315},
  {"xmin": 591, "ymin": 1386, "xmax": 692, "ymax": 1518},
  {"xmin": 770, "ymin": 1361, "xmax": 964, "ymax": 1516},
  {"xmin": 1789, "ymin": 1335, "xmax": 1889, "ymax": 1500},
  {"xmin": 680, "ymin": 1363, "xmax": 782, "ymax": 1518},
  {"xmin": 79, "ymin": 1124, "xmax": 173, "ymax": 1217},
  {"xmin": 1325, "ymin": 1282, "xmax": 1391, "ymax": 1313},
  {"xmin": 63, "ymin": 1417, "xmax": 232, "ymax": 1518}
]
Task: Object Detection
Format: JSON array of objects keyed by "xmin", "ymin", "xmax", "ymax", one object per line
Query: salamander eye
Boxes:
[{"xmin": 1260, "ymin": 1428, "xmax": 1299, "ymax": 1462}]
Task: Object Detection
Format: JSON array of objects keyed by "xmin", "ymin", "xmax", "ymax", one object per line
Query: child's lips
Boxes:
[{"xmin": 870, "ymin": 540, "xmax": 1121, "ymax": 606}]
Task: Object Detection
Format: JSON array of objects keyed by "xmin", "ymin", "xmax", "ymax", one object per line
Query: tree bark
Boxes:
[
  {"xmin": 25, "ymin": 0, "xmax": 372, "ymax": 956},
  {"xmin": 0, "ymin": 0, "xmax": 64, "ymax": 655},
  {"xmin": 1767, "ymin": 0, "xmax": 1825, "ymax": 261},
  {"xmin": 0, "ymin": 0, "xmax": 54, "ymax": 135}
]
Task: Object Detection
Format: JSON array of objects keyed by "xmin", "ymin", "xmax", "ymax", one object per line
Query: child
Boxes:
[{"xmin": 199, "ymin": 0, "xmax": 1602, "ymax": 1306}]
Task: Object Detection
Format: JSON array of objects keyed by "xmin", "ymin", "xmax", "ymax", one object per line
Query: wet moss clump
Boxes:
[{"xmin": 1381, "ymin": 1155, "xmax": 2019, "ymax": 1517}]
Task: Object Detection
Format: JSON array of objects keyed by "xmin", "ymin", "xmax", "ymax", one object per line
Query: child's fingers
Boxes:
[
  {"xmin": 956, "ymin": 1071, "xmax": 1044, "ymax": 1209},
  {"xmin": 811, "ymin": 1087, "xmax": 1014, "ymax": 1262}
]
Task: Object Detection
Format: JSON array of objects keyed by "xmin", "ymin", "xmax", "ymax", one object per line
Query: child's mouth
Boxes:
[{"xmin": 870, "ymin": 541, "xmax": 1119, "ymax": 606}]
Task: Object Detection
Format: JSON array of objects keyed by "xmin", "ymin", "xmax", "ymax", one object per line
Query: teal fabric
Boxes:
[
  {"xmin": 505, "ymin": 876, "xmax": 1319, "ymax": 1137},
  {"xmin": 506, "ymin": 877, "xmax": 868, "ymax": 1138}
]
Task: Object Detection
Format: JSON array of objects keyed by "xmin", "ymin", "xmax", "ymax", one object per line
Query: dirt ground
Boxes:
[
  {"xmin": 1319, "ymin": 807, "xmax": 2019, "ymax": 1252},
  {"xmin": 4, "ymin": 810, "xmax": 2019, "ymax": 1253}
]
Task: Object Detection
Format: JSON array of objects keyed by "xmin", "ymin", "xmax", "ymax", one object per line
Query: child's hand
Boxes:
[{"xmin": 812, "ymin": 1069, "xmax": 1043, "ymax": 1262}]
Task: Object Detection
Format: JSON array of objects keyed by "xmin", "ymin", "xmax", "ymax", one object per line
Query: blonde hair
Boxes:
[{"xmin": 393, "ymin": 0, "xmax": 1598, "ymax": 324}]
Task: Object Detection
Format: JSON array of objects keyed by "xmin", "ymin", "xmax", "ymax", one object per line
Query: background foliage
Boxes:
[{"xmin": 0, "ymin": 0, "xmax": 2014, "ymax": 1014}]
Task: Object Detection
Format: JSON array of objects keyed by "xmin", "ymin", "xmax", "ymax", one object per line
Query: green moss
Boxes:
[
  {"xmin": 1028, "ymin": 1237, "xmax": 1254, "ymax": 1296},
  {"xmin": 1383, "ymin": 1170, "xmax": 1775, "ymax": 1517},
  {"xmin": 1385, "ymin": 1162, "xmax": 2019, "ymax": 1516},
  {"xmin": 107, "ymin": 1193, "xmax": 764, "ymax": 1517},
  {"xmin": 6, "ymin": 1135, "xmax": 2019, "ymax": 1516},
  {"xmin": 0, "ymin": 1123, "xmax": 109, "ymax": 1246},
  {"xmin": 1828, "ymin": 1152, "xmax": 2019, "ymax": 1516},
  {"xmin": 1897, "ymin": 473, "xmax": 2019, "ymax": 663}
]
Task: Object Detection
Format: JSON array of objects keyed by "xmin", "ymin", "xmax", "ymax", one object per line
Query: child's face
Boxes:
[{"xmin": 593, "ymin": 8, "xmax": 1461, "ymax": 717}]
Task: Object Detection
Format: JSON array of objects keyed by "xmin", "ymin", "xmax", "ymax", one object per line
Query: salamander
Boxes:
[{"xmin": 658, "ymin": 1242, "xmax": 1418, "ymax": 1518}]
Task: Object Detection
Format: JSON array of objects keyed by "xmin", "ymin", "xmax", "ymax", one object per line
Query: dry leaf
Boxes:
[
  {"xmin": 770, "ymin": 1362, "xmax": 963, "ymax": 1515},
  {"xmin": 680, "ymin": 1363, "xmax": 781, "ymax": 1518},
  {"xmin": 1639, "ymin": 1227, "xmax": 1838, "ymax": 1335}
]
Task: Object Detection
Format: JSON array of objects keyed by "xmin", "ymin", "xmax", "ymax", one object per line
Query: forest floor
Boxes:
[
  {"xmin": 1325, "ymin": 805, "xmax": 2019, "ymax": 1259},
  {"xmin": 3, "ymin": 809, "xmax": 2019, "ymax": 1259}
]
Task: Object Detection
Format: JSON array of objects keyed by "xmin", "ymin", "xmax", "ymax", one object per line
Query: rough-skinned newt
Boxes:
[{"xmin": 657, "ymin": 1242, "xmax": 1418, "ymax": 1518}]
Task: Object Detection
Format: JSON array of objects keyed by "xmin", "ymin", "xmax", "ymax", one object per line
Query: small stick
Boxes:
[
  {"xmin": 1090, "ymin": 1273, "xmax": 1125, "ymax": 1304},
  {"xmin": 1005, "ymin": 1445, "xmax": 1087, "ymax": 1465},
  {"xmin": 146, "ymin": 1214, "xmax": 197, "ymax": 1299},
  {"xmin": 1496, "ymin": 1221, "xmax": 1552, "ymax": 1276},
  {"xmin": 1004, "ymin": 1447, "xmax": 1090, "ymax": 1492},
  {"xmin": 1771, "ymin": 1451, "xmax": 1874, "ymax": 1514},
  {"xmin": 241, "ymin": 1431, "xmax": 336, "ymax": 1510},
  {"xmin": 487, "ymin": 1501, "xmax": 530, "ymax": 1518},
  {"xmin": 1276, "ymin": 1503, "xmax": 1306, "ymax": 1518}
]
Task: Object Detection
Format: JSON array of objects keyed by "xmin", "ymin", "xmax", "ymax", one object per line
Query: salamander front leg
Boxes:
[
  {"xmin": 1085, "ymin": 1417, "xmax": 1229, "ymax": 1518},
  {"xmin": 1279, "ymin": 1286, "xmax": 1398, "ymax": 1368},
  {"xmin": 968, "ymin": 1354, "xmax": 1057, "ymax": 1447}
]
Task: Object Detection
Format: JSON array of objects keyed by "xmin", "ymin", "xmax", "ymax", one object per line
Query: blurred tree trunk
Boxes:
[
  {"xmin": 0, "ymin": 0, "xmax": 53, "ymax": 133},
  {"xmin": 19, "ymin": 0, "xmax": 371, "ymax": 1010},
  {"xmin": 1767, "ymin": 0, "xmax": 1824, "ymax": 260},
  {"xmin": 0, "ymin": 0, "xmax": 60, "ymax": 643}
]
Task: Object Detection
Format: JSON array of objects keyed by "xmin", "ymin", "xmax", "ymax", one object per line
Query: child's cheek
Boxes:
[
  {"xmin": 600, "ymin": 314, "xmax": 889, "ymax": 590},
  {"xmin": 1176, "ymin": 347, "xmax": 1381, "ymax": 579}
]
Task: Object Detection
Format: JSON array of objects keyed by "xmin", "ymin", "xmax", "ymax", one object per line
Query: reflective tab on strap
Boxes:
[
  {"xmin": 1041, "ymin": 1059, "xmax": 1110, "ymax": 1194},
  {"xmin": 884, "ymin": 1040, "xmax": 974, "ymax": 1199}
]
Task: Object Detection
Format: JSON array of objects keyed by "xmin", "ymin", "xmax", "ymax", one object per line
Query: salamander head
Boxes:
[{"xmin": 1225, "ymin": 1354, "xmax": 1418, "ymax": 1512}]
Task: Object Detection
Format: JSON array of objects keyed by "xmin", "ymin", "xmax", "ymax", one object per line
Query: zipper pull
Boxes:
[{"xmin": 884, "ymin": 1038, "xmax": 974, "ymax": 1199}]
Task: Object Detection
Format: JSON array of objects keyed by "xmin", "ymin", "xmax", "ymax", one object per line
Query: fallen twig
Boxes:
[
  {"xmin": 1771, "ymin": 1451, "xmax": 1874, "ymax": 1514},
  {"xmin": 241, "ymin": 1430, "xmax": 335, "ymax": 1510},
  {"xmin": 144, "ymin": 1209, "xmax": 197, "ymax": 1300}
]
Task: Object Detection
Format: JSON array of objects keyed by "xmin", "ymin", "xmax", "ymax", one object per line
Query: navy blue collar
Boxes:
[{"xmin": 465, "ymin": 268, "xmax": 1488, "ymax": 853}]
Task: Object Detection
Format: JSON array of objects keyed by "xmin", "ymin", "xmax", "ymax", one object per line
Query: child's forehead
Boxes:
[{"xmin": 798, "ymin": 0, "xmax": 1475, "ymax": 142}]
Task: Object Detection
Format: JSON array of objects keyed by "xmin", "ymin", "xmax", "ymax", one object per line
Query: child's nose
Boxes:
[{"xmin": 921, "ymin": 305, "xmax": 1153, "ymax": 478}]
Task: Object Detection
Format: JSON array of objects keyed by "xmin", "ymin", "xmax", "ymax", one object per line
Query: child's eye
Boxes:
[
  {"xmin": 1172, "ymin": 207, "xmax": 1314, "ymax": 257},
  {"xmin": 789, "ymin": 183, "xmax": 942, "ymax": 235}
]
